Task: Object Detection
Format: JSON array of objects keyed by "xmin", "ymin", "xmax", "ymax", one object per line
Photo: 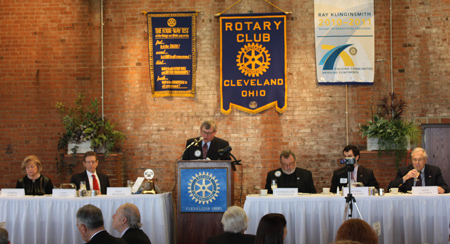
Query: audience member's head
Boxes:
[
  {"xmin": 76, "ymin": 204, "xmax": 105, "ymax": 242},
  {"xmin": 255, "ymin": 213, "xmax": 287, "ymax": 244},
  {"xmin": 0, "ymin": 228, "xmax": 9, "ymax": 244},
  {"xmin": 221, "ymin": 206, "xmax": 249, "ymax": 233},
  {"xmin": 335, "ymin": 219, "xmax": 378, "ymax": 244},
  {"xmin": 113, "ymin": 203, "xmax": 143, "ymax": 233}
]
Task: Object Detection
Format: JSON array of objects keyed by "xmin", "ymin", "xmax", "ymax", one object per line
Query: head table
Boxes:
[
  {"xmin": 0, "ymin": 192, "xmax": 174, "ymax": 244},
  {"xmin": 243, "ymin": 193, "xmax": 450, "ymax": 244}
]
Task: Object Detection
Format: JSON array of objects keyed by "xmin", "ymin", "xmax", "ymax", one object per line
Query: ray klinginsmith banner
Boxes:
[
  {"xmin": 314, "ymin": 0, "xmax": 374, "ymax": 84},
  {"xmin": 220, "ymin": 13, "xmax": 287, "ymax": 115},
  {"xmin": 146, "ymin": 12, "xmax": 197, "ymax": 97}
]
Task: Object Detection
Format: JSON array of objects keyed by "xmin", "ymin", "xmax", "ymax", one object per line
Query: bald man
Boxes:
[{"xmin": 112, "ymin": 203, "xmax": 152, "ymax": 244}]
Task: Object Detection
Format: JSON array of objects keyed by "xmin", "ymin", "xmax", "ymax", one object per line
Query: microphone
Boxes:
[
  {"xmin": 186, "ymin": 137, "xmax": 203, "ymax": 149},
  {"xmin": 194, "ymin": 136, "xmax": 203, "ymax": 146},
  {"xmin": 218, "ymin": 146, "xmax": 232, "ymax": 156},
  {"xmin": 181, "ymin": 137, "xmax": 204, "ymax": 159}
]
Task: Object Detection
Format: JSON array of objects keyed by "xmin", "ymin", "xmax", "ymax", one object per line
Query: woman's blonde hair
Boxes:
[{"xmin": 20, "ymin": 155, "xmax": 42, "ymax": 173}]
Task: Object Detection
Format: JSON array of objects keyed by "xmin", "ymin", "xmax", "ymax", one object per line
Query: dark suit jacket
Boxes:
[
  {"xmin": 330, "ymin": 165, "xmax": 379, "ymax": 193},
  {"xmin": 206, "ymin": 232, "xmax": 256, "ymax": 244},
  {"xmin": 122, "ymin": 228, "xmax": 151, "ymax": 244},
  {"xmin": 70, "ymin": 171, "xmax": 110, "ymax": 195},
  {"xmin": 265, "ymin": 167, "xmax": 316, "ymax": 194},
  {"xmin": 87, "ymin": 230, "xmax": 127, "ymax": 244},
  {"xmin": 16, "ymin": 175, "xmax": 54, "ymax": 195},
  {"xmin": 388, "ymin": 164, "xmax": 450, "ymax": 193},
  {"xmin": 182, "ymin": 137, "xmax": 231, "ymax": 160}
]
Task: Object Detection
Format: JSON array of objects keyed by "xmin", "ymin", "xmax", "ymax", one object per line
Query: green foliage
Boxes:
[
  {"xmin": 359, "ymin": 93, "xmax": 420, "ymax": 167},
  {"xmin": 56, "ymin": 93, "xmax": 125, "ymax": 157}
]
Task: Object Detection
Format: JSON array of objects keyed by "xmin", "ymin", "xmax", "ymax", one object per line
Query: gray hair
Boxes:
[
  {"xmin": 121, "ymin": 203, "xmax": 142, "ymax": 229},
  {"xmin": 200, "ymin": 120, "xmax": 217, "ymax": 132},
  {"xmin": 76, "ymin": 204, "xmax": 104, "ymax": 230},
  {"xmin": 221, "ymin": 206, "xmax": 249, "ymax": 233},
  {"xmin": 411, "ymin": 147, "xmax": 428, "ymax": 159},
  {"xmin": 0, "ymin": 228, "xmax": 8, "ymax": 244},
  {"xmin": 279, "ymin": 150, "xmax": 296, "ymax": 162}
]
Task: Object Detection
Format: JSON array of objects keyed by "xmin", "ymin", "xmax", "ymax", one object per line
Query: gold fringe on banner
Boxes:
[{"xmin": 215, "ymin": 0, "xmax": 291, "ymax": 16}]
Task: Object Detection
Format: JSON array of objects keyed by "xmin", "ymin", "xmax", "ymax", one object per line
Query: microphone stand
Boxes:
[
  {"xmin": 229, "ymin": 152, "xmax": 241, "ymax": 171},
  {"xmin": 343, "ymin": 163, "xmax": 363, "ymax": 221}
]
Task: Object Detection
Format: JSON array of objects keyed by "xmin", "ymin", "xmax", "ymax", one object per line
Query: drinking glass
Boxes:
[
  {"xmin": 80, "ymin": 181, "xmax": 87, "ymax": 191},
  {"xmin": 271, "ymin": 179, "xmax": 278, "ymax": 191}
]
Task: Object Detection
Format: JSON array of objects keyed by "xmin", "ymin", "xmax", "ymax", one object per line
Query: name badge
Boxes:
[
  {"xmin": 1, "ymin": 188, "xmax": 25, "ymax": 197},
  {"xmin": 107, "ymin": 187, "xmax": 132, "ymax": 196},
  {"xmin": 412, "ymin": 186, "xmax": 438, "ymax": 195},
  {"xmin": 273, "ymin": 188, "xmax": 298, "ymax": 197},
  {"xmin": 52, "ymin": 189, "xmax": 77, "ymax": 197},
  {"xmin": 342, "ymin": 187, "xmax": 369, "ymax": 196},
  {"xmin": 340, "ymin": 178, "xmax": 348, "ymax": 184}
]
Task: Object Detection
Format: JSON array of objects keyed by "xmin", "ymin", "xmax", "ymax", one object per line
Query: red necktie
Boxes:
[
  {"xmin": 202, "ymin": 143, "xmax": 208, "ymax": 159},
  {"xmin": 92, "ymin": 175, "xmax": 100, "ymax": 191}
]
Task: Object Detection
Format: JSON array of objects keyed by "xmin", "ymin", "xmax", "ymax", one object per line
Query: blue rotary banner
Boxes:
[
  {"xmin": 220, "ymin": 13, "xmax": 287, "ymax": 114},
  {"xmin": 180, "ymin": 168, "xmax": 228, "ymax": 212},
  {"xmin": 146, "ymin": 12, "xmax": 197, "ymax": 97}
]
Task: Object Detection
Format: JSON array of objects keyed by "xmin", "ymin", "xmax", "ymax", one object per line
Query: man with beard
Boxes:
[{"xmin": 265, "ymin": 150, "xmax": 316, "ymax": 194}]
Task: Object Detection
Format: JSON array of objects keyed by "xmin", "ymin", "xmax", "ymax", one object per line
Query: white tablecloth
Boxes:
[
  {"xmin": 0, "ymin": 193, "xmax": 174, "ymax": 244},
  {"xmin": 243, "ymin": 193, "xmax": 450, "ymax": 244}
]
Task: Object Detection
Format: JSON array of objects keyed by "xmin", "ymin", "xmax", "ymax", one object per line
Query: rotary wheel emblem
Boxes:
[
  {"xmin": 188, "ymin": 172, "xmax": 220, "ymax": 204},
  {"xmin": 167, "ymin": 18, "xmax": 176, "ymax": 27},
  {"xmin": 236, "ymin": 43, "xmax": 271, "ymax": 77}
]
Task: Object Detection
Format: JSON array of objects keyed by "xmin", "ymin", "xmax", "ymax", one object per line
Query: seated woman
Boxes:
[
  {"xmin": 16, "ymin": 155, "xmax": 53, "ymax": 195},
  {"xmin": 254, "ymin": 213, "xmax": 287, "ymax": 244},
  {"xmin": 206, "ymin": 206, "xmax": 255, "ymax": 244}
]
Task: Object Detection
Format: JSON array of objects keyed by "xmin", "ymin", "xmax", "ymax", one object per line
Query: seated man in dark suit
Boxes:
[
  {"xmin": 265, "ymin": 150, "xmax": 316, "ymax": 194},
  {"xmin": 70, "ymin": 151, "xmax": 110, "ymax": 194},
  {"xmin": 76, "ymin": 204, "xmax": 126, "ymax": 244},
  {"xmin": 330, "ymin": 145, "xmax": 379, "ymax": 193},
  {"xmin": 182, "ymin": 120, "xmax": 231, "ymax": 160},
  {"xmin": 388, "ymin": 147, "xmax": 449, "ymax": 194},
  {"xmin": 206, "ymin": 206, "xmax": 255, "ymax": 244},
  {"xmin": 112, "ymin": 203, "xmax": 151, "ymax": 244}
]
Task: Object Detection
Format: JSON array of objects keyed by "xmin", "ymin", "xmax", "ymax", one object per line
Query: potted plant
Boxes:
[
  {"xmin": 56, "ymin": 93, "xmax": 125, "ymax": 157},
  {"xmin": 359, "ymin": 92, "xmax": 420, "ymax": 167}
]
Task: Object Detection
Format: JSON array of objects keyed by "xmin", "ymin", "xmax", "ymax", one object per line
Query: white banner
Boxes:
[{"xmin": 314, "ymin": 0, "xmax": 374, "ymax": 84}]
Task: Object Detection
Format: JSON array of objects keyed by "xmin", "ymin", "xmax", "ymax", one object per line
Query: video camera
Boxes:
[{"xmin": 340, "ymin": 157, "xmax": 356, "ymax": 165}]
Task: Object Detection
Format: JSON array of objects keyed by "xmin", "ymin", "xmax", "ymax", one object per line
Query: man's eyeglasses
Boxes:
[
  {"xmin": 84, "ymin": 161, "xmax": 97, "ymax": 164},
  {"xmin": 201, "ymin": 131, "xmax": 215, "ymax": 135}
]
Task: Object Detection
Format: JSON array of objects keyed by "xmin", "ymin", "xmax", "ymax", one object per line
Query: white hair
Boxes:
[
  {"xmin": 221, "ymin": 206, "xmax": 249, "ymax": 233},
  {"xmin": 411, "ymin": 147, "xmax": 428, "ymax": 159}
]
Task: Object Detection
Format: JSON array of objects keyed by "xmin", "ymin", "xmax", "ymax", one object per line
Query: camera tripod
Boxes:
[{"xmin": 343, "ymin": 166, "xmax": 363, "ymax": 221}]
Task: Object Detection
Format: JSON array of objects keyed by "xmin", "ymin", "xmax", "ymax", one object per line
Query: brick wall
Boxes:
[{"xmin": 1, "ymin": 0, "xmax": 449, "ymax": 206}]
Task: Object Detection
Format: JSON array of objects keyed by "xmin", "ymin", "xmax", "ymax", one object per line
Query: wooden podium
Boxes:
[{"xmin": 176, "ymin": 160, "xmax": 234, "ymax": 244}]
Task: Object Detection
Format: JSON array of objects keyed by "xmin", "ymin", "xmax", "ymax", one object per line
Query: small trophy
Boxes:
[{"xmin": 142, "ymin": 169, "xmax": 156, "ymax": 194}]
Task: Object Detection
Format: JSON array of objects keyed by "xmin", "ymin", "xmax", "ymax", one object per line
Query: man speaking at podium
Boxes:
[{"xmin": 182, "ymin": 120, "xmax": 231, "ymax": 160}]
